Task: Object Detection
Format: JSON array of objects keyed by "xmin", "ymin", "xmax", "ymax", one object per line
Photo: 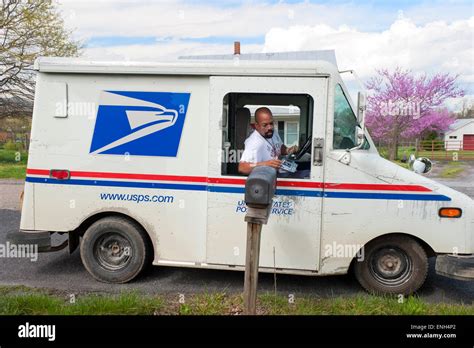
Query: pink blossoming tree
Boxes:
[{"xmin": 365, "ymin": 68, "xmax": 464, "ymax": 160}]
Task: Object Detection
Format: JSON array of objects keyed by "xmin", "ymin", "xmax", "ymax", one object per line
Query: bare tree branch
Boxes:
[{"xmin": 0, "ymin": 0, "xmax": 81, "ymax": 117}]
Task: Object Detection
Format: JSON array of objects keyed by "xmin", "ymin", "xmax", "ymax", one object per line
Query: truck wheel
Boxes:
[
  {"xmin": 354, "ymin": 235, "xmax": 428, "ymax": 295},
  {"xmin": 80, "ymin": 217, "xmax": 152, "ymax": 283}
]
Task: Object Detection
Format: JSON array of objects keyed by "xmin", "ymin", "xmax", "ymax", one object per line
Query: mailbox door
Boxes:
[{"xmin": 206, "ymin": 76, "xmax": 327, "ymax": 271}]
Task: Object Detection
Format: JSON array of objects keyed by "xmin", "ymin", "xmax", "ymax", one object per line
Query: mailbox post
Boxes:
[{"xmin": 243, "ymin": 166, "xmax": 277, "ymax": 315}]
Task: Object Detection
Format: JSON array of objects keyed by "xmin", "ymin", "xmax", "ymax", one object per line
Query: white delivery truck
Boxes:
[{"xmin": 8, "ymin": 51, "xmax": 474, "ymax": 295}]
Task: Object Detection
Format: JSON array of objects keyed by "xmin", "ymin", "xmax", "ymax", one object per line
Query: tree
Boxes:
[
  {"xmin": 0, "ymin": 113, "xmax": 31, "ymax": 148},
  {"xmin": 456, "ymin": 98, "xmax": 474, "ymax": 119},
  {"xmin": 365, "ymin": 68, "xmax": 464, "ymax": 160},
  {"xmin": 0, "ymin": 0, "xmax": 80, "ymax": 117}
]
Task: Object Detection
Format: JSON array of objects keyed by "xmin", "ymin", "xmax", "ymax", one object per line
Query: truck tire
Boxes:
[
  {"xmin": 354, "ymin": 235, "xmax": 428, "ymax": 295},
  {"xmin": 80, "ymin": 217, "xmax": 152, "ymax": 283}
]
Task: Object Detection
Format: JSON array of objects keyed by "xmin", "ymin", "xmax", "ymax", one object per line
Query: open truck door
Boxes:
[{"xmin": 206, "ymin": 76, "xmax": 328, "ymax": 272}]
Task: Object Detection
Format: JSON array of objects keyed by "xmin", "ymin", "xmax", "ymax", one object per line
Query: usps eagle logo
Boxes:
[{"xmin": 90, "ymin": 91, "xmax": 191, "ymax": 157}]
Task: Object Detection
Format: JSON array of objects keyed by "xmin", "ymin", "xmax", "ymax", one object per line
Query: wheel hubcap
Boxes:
[
  {"xmin": 95, "ymin": 232, "xmax": 132, "ymax": 271},
  {"xmin": 369, "ymin": 247, "xmax": 412, "ymax": 287}
]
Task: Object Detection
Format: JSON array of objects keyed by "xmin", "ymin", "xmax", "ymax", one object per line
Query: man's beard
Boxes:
[{"xmin": 264, "ymin": 130, "xmax": 273, "ymax": 138}]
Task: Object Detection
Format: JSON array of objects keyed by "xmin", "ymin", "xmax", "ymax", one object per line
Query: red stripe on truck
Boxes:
[{"xmin": 26, "ymin": 168, "xmax": 432, "ymax": 192}]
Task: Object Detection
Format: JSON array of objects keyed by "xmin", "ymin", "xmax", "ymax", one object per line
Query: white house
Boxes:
[{"xmin": 444, "ymin": 118, "xmax": 474, "ymax": 150}]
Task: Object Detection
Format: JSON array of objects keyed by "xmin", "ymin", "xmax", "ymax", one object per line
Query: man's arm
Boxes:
[{"xmin": 238, "ymin": 159, "xmax": 282, "ymax": 175}]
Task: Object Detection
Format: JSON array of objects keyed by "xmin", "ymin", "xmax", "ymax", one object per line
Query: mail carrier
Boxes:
[{"xmin": 8, "ymin": 52, "xmax": 474, "ymax": 295}]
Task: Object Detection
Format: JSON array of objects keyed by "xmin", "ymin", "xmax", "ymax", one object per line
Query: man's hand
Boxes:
[
  {"xmin": 261, "ymin": 159, "xmax": 282, "ymax": 169},
  {"xmin": 281, "ymin": 144, "xmax": 299, "ymax": 156},
  {"xmin": 287, "ymin": 145, "xmax": 299, "ymax": 155}
]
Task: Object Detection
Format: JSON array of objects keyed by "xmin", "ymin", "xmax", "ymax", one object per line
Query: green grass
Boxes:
[
  {"xmin": 0, "ymin": 287, "xmax": 165, "ymax": 315},
  {"xmin": 0, "ymin": 149, "xmax": 28, "ymax": 164},
  {"xmin": 0, "ymin": 163, "xmax": 26, "ymax": 179},
  {"xmin": 439, "ymin": 161, "xmax": 466, "ymax": 179},
  {"xmin": 0, "ymin": 286, "xmax": 472, "ymax": 315},
  {"xmin": 0, "ymin": 148, "xmax": 28, "ymax": 179},
  {"xmin": 259, "ymin": 293, "xmax": 474, "ymax": 315},
  {"xmin": 378, "ymin": 146, "xmax": 416, "ymax": 162},
  {"xmin": 378, "ymin": 145, "xmax": 474, "ymax": 161}
]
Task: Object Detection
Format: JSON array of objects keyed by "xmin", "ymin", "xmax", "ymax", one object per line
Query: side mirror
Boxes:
[
  {"xmin": 356, "ymin": 92, "xmax": 366, "ymax": 147},
  {"xmin": 409, "ymin": 155, "xmax": 432, "ymax": 174},
  {"xmin": 357, "ymin": 92, "xmax": 366, "ymax": 125},
  {"xmin": 355, "ymin": 126, "xmax": 365, "ymax": 146}
]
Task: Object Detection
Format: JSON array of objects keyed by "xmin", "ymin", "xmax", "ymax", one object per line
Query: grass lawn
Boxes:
[
  {"xmin": 439, "ymin": 161, "xmax": 466, "ymax": 179},
  {"xmin": 378, "ymin": 145, "xmax": 474, "ymax": 162},
  {"xmin": 0, "ymin": 148, "xmax": 27, "ymax": 179},
  {"xmin": 0, "ymin": 163, "xmax": 26, "ymax": 179},
  {"xmin": 0, "ymin": 286, "xmax": 472, "ymax": 315}
]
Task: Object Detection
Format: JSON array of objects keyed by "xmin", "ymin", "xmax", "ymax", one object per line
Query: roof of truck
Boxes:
[
  {"xmin": 179, "ymin": 49, "xmax": 338, "ymax": 64},
  {"xmin": 34, "ymin": 51, "xmax": 339, "ymax": 77}
]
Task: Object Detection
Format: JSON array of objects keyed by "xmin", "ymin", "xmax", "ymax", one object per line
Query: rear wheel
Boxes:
[
  {"xmin": 80, "ymin": 217, "xmax": 152, "ymax": 283},
  {"xmin": 354, "ymin": 235, "xmax": 428, "ymax": 295}
]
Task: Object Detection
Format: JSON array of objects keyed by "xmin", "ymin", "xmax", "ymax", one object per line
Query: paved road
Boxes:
[
  {"xmin": 0, "ymin": 167, "xmax": 473, "ymax": 302},
  {"xmin": 426, "ymin": 161, "xmax": 474, "ymax": 198},
  {"xmin": 0, "ymin": 179, "xmax": 23, "ymax": 210}
]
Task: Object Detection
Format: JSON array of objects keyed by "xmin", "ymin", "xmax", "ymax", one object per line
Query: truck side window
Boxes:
[
  {"xmin": 333, "ymin": 84, "xmax": 368, "ymax": 150},
  {"xmin": 221, "ymin": 93, "xmax": 313, "ymax": 177}
]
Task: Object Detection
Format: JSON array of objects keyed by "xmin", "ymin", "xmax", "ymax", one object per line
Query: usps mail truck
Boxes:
[{"xmin": 8, "ymin": 51, "xmax": 474, "ymax": 295}]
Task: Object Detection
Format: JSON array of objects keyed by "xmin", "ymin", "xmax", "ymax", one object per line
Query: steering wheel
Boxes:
[{"xmin": 292, "ymin": 135, "xmax": 312, "ymax": 161}]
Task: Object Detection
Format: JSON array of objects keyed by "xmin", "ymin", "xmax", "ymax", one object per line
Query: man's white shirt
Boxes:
[{"xmin": 240, "ymin": 130, "xmax": 283, "ymax": 164}]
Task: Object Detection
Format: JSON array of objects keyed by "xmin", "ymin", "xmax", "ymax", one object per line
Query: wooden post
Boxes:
[{"xmin": 243, "ymin": 222, "xmax": 262, "ymax": 315}]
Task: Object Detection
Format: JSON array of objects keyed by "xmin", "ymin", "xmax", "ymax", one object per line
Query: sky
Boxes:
[{"xmin": 57, "ymin": 0, "xmax": 473, "ymax": 109}]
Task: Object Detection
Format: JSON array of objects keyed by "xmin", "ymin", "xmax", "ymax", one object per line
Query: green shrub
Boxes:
[
  {"xmin": 0, "ymin": 149, "xmax": 28, "ymax": 164},
  {"xmin": 3, "ymin": 140, "xmax": 24, "ymax": 151}
]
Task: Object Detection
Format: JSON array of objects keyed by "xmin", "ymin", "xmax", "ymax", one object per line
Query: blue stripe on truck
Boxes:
[{"xmin": 26, "ymin": 177, "xmax": 207, "ymax": 192}]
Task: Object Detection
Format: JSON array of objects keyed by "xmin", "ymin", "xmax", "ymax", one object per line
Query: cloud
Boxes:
[
  {"xmin": 263, "ymin": 17, "xmax": 474, "ymax": 86},
  {"xmin": 60, "ymin": 1, "xmax": 472, "ymax": 107},
  {"xmin": 59, "ymin": 0, "xmax": 472, "ymax": 41}
]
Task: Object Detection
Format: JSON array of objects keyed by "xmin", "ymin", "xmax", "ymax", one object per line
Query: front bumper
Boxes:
[
  {"xmin": 6, "ymin": 230, "xmax": 68, "ymax": 252},
  {"xmin": 435, "ymin": 254, "xmax": 474, "ymax": 280}
]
